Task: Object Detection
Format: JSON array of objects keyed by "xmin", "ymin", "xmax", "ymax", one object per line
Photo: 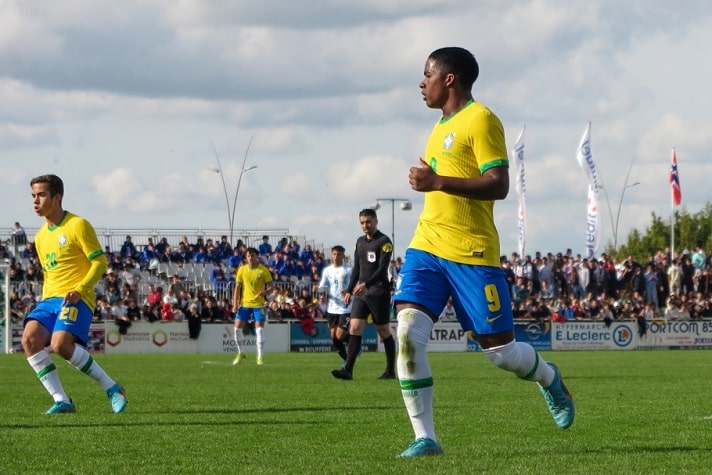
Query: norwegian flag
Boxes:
[{"xmin": 670, "ymin": 148, "xmax": 681, "ymax": 206}]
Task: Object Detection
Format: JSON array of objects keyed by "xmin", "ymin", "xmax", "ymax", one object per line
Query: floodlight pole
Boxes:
[
  {"xmin": 210, "ymin": 137, "xmax": 257, "ymax": 244},
  {"xmin": 372, "ymin": 197, "xmax": 412, "ymax": 258}
]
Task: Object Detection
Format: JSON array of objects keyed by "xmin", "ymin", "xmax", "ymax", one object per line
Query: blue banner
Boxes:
[
  {"xmin": 289, "ymin": 322, "xmax": 378, "ymax": 352},
  {"xmin": 514, "ymin": 321, "xmax": 552, "ymax": 350},
  {"xmin": 466, "ymin": 323, "xmax": 551, "ymax": 351}
]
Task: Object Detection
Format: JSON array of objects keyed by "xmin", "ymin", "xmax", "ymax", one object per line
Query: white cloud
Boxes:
[
  {"xmin": 327, "ymin": 155, "xmax": 413, "ymax": 203},
  {"xmin": 90, "ymin": 168, "xmax": 143, "ymax": 210},
  {"xmin": 3, "ymin": 1, "xmax": 712, "ymax": 258}
]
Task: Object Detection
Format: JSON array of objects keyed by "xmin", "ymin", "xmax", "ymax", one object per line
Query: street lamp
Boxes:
[
  {"xmin": 210, "ymin": 138, "xmax": 257, "ymax": 245},
  {"xmin": 613, "ymin": 181, "xmax": 640, "ymax": 252},
  {"xmin": 599, "ymin": 156, "xmax": 639, "ymax": 253},
  {"xmin": 371, "ymin": 197, "xmax": 412, "ymax": 257}
]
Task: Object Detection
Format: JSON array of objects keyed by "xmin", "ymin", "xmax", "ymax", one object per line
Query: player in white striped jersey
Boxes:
[{"xmin": 318, "ymin": 245, "xmax": 352, "ymax": 362}]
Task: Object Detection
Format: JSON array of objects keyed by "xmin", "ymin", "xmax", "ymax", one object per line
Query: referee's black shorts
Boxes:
[{"xmin": 350, "ymin": 288, "xmax": 391, "ymax": 325}]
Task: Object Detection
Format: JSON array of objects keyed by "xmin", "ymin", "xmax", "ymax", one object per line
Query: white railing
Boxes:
[
  {"xmin": 1, "ymin": 227, "xmax": 326, "ymax": 259},
  {"xmin": 1, "ymin": 264, "xmax": 10, "ymax": 354}
]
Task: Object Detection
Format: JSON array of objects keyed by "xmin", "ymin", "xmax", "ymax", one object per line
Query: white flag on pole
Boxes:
[
  {"xmin": 576, "ymin": 122, "xmax": 600, "ymax": 259},
  {"xmin": 585, "ymin": 185, "xmax": 600, "ymax": 260},
  {"xmin": 512, "ymin": 126, "xmax": 526, "ymax": 259}
]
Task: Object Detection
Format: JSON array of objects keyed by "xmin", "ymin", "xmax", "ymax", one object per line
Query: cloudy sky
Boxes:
[{"xmin": 2, "ymin": 0, "xmax": 711, "ymax": 258}]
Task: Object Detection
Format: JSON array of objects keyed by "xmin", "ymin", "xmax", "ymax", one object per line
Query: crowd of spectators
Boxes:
[
  {"xmin": 2, "ymin": 234, "xmax": 331, "ymax": 331},
  {"xmin": 114, "ymin": 234, "xmax": 325, "ymax": 277},
  {"xmin": 500, "ymin": 248, "xmax": 712, "ymax": 333},
  {"xmin": 4, "ymin": 231, "xmax": 712, "ymax": 337}
]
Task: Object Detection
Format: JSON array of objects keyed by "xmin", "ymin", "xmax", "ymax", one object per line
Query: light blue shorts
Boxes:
[
  {"xmin": 24, "ymin": 297, "xmax": 93, "ymax": 346},
  {"xmin": 236, "ymin": 306, "xmax": 266, "ymax": 323},
  {"xmin": 394, "ymin": 248, "xmax": 513, "ymax": 335}
]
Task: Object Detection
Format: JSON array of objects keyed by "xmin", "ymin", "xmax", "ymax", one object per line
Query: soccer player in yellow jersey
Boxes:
[
  {"xmin": 22, "ymin": 174, "xmax": 128, "ymax": 414},
  {"xmin": 231, "ymin": 247, "xmax": 273, "ymax": 365},
  {"xmin": 394, "ymin": 47, "xmax": 574, "ymax": 457}
]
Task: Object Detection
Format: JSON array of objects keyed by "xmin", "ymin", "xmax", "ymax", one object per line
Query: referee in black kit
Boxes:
[{"xmin": 332, "ymin": 208, "xmax": 397, "ymax": 380}]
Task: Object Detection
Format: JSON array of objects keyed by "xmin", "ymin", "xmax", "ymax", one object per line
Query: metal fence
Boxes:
[
  {"xmin": 4, "ymin": 272, "xmax": 319, "ymax": 327},
  {"xmin": 1, "ymin": 227, "xmax": 325, "ymax": 256},
  {"xmin": 2, "ymin": 227, "xmax": 329, "ymax": 328},
  {"xmin": 1, "ymin": 264, "xmax": 10, "ymax": 353}
]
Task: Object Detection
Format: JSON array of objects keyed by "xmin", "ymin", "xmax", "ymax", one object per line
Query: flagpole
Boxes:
[
  {"xmin": 671, "ymin": 194, "xmax": 675, "ymax": 260},
  {"xmin": 576, "ymin": 122, "xmax": 599, "ymax": 259},
  {"xmin": 671, "ymin": 147, "xmax": 676, "ymax": 260},
  {"xmin": 513, "ymin": 126, "xmax": 526, "ymax": 259}
]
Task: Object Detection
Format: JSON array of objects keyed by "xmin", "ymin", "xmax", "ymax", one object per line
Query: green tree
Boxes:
[{"xmin": 606, "ymin": 202, "xmax": 712, "ymax": 262}]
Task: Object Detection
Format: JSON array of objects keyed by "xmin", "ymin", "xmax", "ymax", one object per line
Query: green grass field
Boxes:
[{"xmin": 1, "ymin": 350, "xmax": 711, "ymax": 474}]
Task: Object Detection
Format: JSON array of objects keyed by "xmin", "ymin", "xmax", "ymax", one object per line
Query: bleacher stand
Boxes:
[
  {"xmin": 2, "ymin": 228, "xmax": 330, "ymax": 325},
  {"xmin": 5, "ymin": 228, "xmax": 712, "ymax": 327}
]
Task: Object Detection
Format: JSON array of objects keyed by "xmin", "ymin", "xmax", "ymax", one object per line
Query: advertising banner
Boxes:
[
  {"xmin": 292, "ymin": 322, "xmax": 378, "ymax": 353},
  {"xmin": 7, "ymin": 323, "xmax": 106, "ymax": 354},
  {"xmin": 551, "ymin": 321, "xmax": 636, "ymax": 350},
  {"xmin": 466, "ymin": 332, "xmax": 482, "ymax": 352},
  {"xmin": 514, "ymin": 321, "xmax": 552, "ymax": 350},
  {"xmin": 378, "ymin": 321, "xmax": 469, "ymax": 352},
  {"xmin": 427, "ymin": 323, "xmax": 469, "ymax": 352},
  {"xmin": 638, "ymin": 320, "xmax": 712, "ymax": 349},
  {"xmin": 103, "ymin": 322, "xmax": 290, "ymax": 354},
  {"xmin": 10, "ymin": 325, "xmax": 23, "ymax": 354},
  {"xmin": 9, "ymin": 318, "xmax": 712, "ymax": 354},
  {"xmin": 199, "ymin": 323, "xmax": 290, "ymax": 354},
  {"xmin": 104, "ymin": 322, "xmax": 198, "ymax": 354},
  {"xmin": 465, "ymin": 322, "xmax": 551, "ymax": 352}
]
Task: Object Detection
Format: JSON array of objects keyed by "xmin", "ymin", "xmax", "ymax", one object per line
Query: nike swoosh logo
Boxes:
[{"xmin": 486, "ymin": 314, "xmax": 503, "ymax": 324}]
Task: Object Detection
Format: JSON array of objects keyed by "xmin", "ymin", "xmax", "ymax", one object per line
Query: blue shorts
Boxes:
[
  {"xmin": 24, "ymin": 297, "xmax": 93, "ymax": 346},
  {"xmin": 235, "ymin": 307, "xmax": 266, "ymax": 324},
  {"xmin": 394, "ymin": 248, "xmax": 513, "ymax": 335}
]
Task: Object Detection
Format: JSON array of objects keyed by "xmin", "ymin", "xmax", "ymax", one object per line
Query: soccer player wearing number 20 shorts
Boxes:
[{"xmin": 22, "ymin": 174, "xmax": 128, "ymax": 414}]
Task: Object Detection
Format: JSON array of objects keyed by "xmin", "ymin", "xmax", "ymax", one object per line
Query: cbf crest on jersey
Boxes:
[
  {"xmin": 58, "ymin": 234, "xmax": 68, "ymax": 249},
  {"xmin": 443, "ymin": 132, "xmax": 456, "ymax": 150},
  {"xmin": 367, "ymin": 251, "xmax": 376, "ymax": 263}
]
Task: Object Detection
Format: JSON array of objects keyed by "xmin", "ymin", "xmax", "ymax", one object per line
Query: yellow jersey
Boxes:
[
  {"xmin": 35, "ymin": 211, "xmax": 106, "ymax": 310},
  {"xmin": 409, "ymin": 100, "xmax": 508, "ymax": 266},
  {"xmin": 236, "ymin": 263, "xmax": 273, "ymax": 308}
]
